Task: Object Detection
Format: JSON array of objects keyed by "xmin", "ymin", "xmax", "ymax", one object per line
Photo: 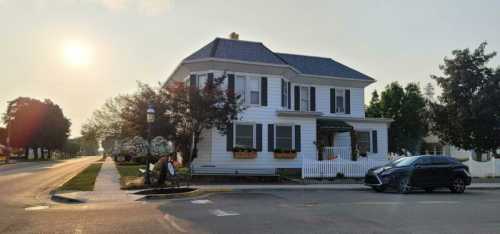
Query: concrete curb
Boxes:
[
  {"xmin": 139, "ymin": 188, "xmax": 232, "ymax": 200},
  {"xmin": 50, "ymin": 191, "xmax": 86, "ymax": 204}
]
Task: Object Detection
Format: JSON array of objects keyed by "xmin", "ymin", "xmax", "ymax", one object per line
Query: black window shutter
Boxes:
[
  {"xmin": 310, "ymin": 87, "xmax": 316, "ymax": 111},
  {"xmin": 261, "ymin": 77, "xmax": 268, "ymax": 106},
  {"xmin": 330, "ymin": 88, "xmax": 336, "ymax": 113},
  {"xmin": 295, "ymin": 125, "xmax": 301, "ymax": 152},
  {"xmin": 281, "ymin": 79, "xmax": 285, "ymax": 107},
  {"xmin": 207, "ymin": 73, "xmax": 214, "ymax": 87},
  {"xmin": 268, "ymin": 124, "xmax": 274, "ymax": 152},
  {"xmin": 256, "ymin": 124, "xmax": 262, "ymax": 152},
  {"xmin": 287, "ymin": 82, "xmax": 291, "ymax": 109},
  {"xmin": 372, "ymin": 130, "xmax": 378, "ymax": 153},
  {"xmin": 227, "ymin": 123, "xmax": 234, "ymax": 151},
  {"xmin": 189, "ymin": 74, "xmax": 197, "ymax": 88},
  {"xmin": 228, "ymin": 74, "xmax": 235, "ymax": 91},
  {"xmin": 345, "ymin": 89, "xmax": 351, "ymax": 114},
  {"xmin": 294, "ymin": 86, "xmax": 300, "ymax": 111}
]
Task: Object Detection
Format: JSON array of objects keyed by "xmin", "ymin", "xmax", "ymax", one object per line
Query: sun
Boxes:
[{"xmin": 63, "ymin": 40, "xmax": 92, "ymax": 67}]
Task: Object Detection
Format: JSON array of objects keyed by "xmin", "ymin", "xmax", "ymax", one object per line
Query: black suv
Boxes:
[{"xmin": 365, "ymin": 155, "xmax": 472, "ymax": 194}]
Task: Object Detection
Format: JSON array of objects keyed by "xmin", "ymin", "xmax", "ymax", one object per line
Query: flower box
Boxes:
[
  {"xmin": 273, "ymin": 152, "xmax": 297, "ymax": 159},
  {"xmin": 233, "ymin": 151, "xmax": 257, "ymax": 159}
]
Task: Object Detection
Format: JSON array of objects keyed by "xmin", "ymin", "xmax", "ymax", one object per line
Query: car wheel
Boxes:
[
  {"xmin": 372, "ymin": 186, "xmax": 385, "ymax": 193},
  {"xmin": 425, "ymin": 188, "xmax": 434, "ymax": 193},
  {"xmin": 398, "ymin": 177, "xmax": 411, "ymax": 194},
  {"xmin": 450, "ymin": 177, "xmax": 466, "ymax": 193}
]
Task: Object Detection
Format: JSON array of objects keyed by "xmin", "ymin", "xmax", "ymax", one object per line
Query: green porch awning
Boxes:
[{"xmin": 317, "ymin": 119, "xmax": 353, "ymax": 132}]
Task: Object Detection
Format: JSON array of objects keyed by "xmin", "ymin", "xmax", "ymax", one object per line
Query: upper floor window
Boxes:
[
  {"xmin": 248, "ymin": 78, "xmax": 260, "ymax": 105},
  {"xmin": 235, "ymin": 75, "xmax": 246, "ymax": 103},
  {"xmin": 336, "ymin": 89, "xmax": 345, "ymax": 113},
  {"xmin": 300, "ymin": 86, "xmax": 310, "ymax": 111},
  {"xmin": 282, "ymin": 80, "xmax": 289, "ymax": 109},
  {"xmin": 235, "ymin": 75, "xmax": 261, "ymax": 106}
]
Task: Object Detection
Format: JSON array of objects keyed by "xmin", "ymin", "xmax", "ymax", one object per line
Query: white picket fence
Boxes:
[
  {"xmin": 302, "ymin": 158, "xmax": 390, "ymax": 178},
  {"xmin": 463, "ymin": 156, "xmax": 498, "ymax": 177}
]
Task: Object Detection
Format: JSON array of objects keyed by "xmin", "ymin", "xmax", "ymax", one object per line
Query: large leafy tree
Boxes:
[
  {"xmin": 2, "ymin": 97, "xmax": 71, "ymax": 159},
  {"xmin": 431, "ymin": 42, "xmax": 500, "ymax": 156},
  {"xmin": 163, "ymin": 74, "xmax": 244, "ymax": 165},
  {"xmin": 367, "ymin": 82, "xmax": 428, "ymax": 154}
]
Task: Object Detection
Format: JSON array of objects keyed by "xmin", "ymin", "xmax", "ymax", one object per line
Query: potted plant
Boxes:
[
  {"xmin": 273, "ymin": 149, "xmax": 297, "ymax": 159},
  {"xmin": 233, "ymin": 147, "xmax": 257, "ymax": 159}
]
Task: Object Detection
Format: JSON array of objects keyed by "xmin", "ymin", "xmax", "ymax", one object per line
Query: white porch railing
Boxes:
[
  {"xmin": 302, "ymin": 157, "xmax": 390, "ymax": 178},
  {"xmin": 323, "ymin": 146, "xmax": 351, "ymax": 160}
]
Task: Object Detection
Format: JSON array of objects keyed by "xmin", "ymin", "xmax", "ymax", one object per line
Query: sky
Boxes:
[{"xmin": 1, "ymin": 0, "xmax": 500, "ymax": 137}]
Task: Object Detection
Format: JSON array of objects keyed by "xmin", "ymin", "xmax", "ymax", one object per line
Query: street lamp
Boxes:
[{"xmin": 145, "ymin": 105, "xmax": 155, "ymax": 185}]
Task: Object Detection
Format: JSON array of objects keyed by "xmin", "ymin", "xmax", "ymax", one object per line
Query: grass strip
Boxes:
[{"xmin": 59, "ymin": 163, "xmax": 103, "ymax": 191}]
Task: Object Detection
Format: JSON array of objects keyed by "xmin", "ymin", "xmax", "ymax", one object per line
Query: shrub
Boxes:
[
  {"xmin": 233, "ymin": 147, "xmax": 257, "ymax": 153},
  {"xmin": 273, "ymin": 148, "xmax": 297, "ymax": 153}
]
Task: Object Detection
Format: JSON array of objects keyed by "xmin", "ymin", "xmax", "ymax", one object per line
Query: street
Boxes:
[
  {"xmin": 0, "ymin": 157, "xmax": 178, "ymax": 234},
  {"xmin": 159, "ymin": 189, "xmax": 500, "ymax": 234},
  {"xmin": 2, "ymin": 160, "xmax": 500, "ymax": 233}
]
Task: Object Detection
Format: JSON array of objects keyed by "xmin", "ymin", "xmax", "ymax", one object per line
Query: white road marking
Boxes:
[
  {"xmin": 210, "ymin": 209, "xmax": 240, "ymax": 217},
  {"xmin": 418, "ymin": 201, "xmax": 460, "ymax": 204},
  {"xmin": 163, "ymin": 214, "xmax": 188, "ymax": 233},
  {"xmin": 25, "ymin": 205, "xmax": 49, "ymax": 211},
  {"xmin": 191, "ymin": 199, "xmax": 212, "ymax": 204}
]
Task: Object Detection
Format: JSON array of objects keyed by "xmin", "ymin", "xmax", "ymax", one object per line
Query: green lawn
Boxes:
[
  {"xmin": 59, "ymin": 163, "xmax": 103, "ymax": 191},
  {"xmin": 116, "ymin": 163, "xmax": 145, "ymax": 178}
]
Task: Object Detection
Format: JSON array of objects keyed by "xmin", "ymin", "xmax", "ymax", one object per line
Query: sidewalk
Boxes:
[{"xmin": 53, "ymin": 157, "xmax": 143, "ymax": 203}]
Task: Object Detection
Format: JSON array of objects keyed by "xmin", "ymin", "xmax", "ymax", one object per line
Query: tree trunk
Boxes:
[
  {"xmin": 33, "ymin": 148, "xmax": 39, "ymax": 160},
  {"xmin": 24, "ymin": 148, "xmax": 29, "ymax": 158},
  {"xmin": 48, "ymin": 149, "xmax": 52, "ymax": 160}
]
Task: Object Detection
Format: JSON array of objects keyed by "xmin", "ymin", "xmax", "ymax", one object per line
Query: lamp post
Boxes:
[{"xmin": 145, "ymin": 105, "xmax": 155, "ymax": 186}]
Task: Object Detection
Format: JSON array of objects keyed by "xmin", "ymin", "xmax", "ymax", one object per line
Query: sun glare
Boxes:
[{"xmin": 63, "ymin": 40, "xmax": 92, "ymax": 67}]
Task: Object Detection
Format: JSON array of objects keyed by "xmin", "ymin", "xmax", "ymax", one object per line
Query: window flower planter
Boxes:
[
  {"xmin": 273, "ymin": 152, "xmax": 297, "ymax": 159},
  {"xmin": 233, "ymin": 151, "xmax": 257, "ymax": 159}
]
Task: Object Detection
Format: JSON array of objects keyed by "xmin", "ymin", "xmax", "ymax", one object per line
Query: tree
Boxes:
[
  {"xmin": 366, "ymin": 82, "xmax": 428, "ymax": 154},
  {"xmin": 163, "ymin": 74, "xmax": 244, "ymax": 166},
  {"xmin": 62, "ymin": 138, "xmax": 81, "ymax": 156},
  {"xmin": 39, "ymin": 100, "xmax": 71, "ymax": 158},
  {"xmin": 424, "ymin": 82, "xmax": 435, "ymax": 101},
  {"xmin": 80, "ymin": 124, "xmax": 100, "ymax": 155},
  {"xmin": 0, "ymin": 127, "xmax": 6, "ymax": 146},
  {"xmin": 430, "ymin": 42, "xmax": 500, "ymax": 156},
  {"xmin": 366, "ymin": 90, "xmax": 382, "ymax": 117}
]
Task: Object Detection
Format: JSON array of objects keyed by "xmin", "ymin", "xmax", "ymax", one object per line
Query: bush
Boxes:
[
  {"xmin": 336, "ymin": 172, "xmax": 345, "ymax": 179},
  {"xmin": 273, "ymin": 148, "xmax": 297, "ymax": 153},
  {"xmin": 233, "ymin": 147, "xmax": 257, "ymax": 152}
]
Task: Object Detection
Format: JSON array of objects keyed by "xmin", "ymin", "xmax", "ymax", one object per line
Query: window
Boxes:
[
  {"xmin": 235, "ymin": 124, "xmax": 254, "ymax": 148},
  {"xmin": 197, "ymin": 74, "xmax": 207, "ymax": 89},
  {"xmin": 249, "ymin": 78, "xmax": 260, "ymax": 105},
  {"xmin": 282, "ymin": 80, "xmax": 289, "ymax": 108},
  {"xmin": 300, "ymin": 86, "xmax": 309, "ymax": 111},
  {"xmin": 235, "ymin": 76, "xmax": 246, "ymax": 103},
  {"xmin": 357, "ymin": 131, "xmax": 371, "ymax": 155},
  {"xmin": 276, "ymin": 125, "xmax": 293, "ymax": 150},
  {"xmin": 336, "ymin": 89, "xmax": 345, "ymax": 113}
]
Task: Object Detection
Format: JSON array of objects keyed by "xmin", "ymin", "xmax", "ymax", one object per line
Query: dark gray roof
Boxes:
[
  {"xmin": 185, "ymin": 38, "xmax": 287, "ymax": 65},
  {"xmin": 184, "ymin": 38, "xmax": 374, "ymax": 81},
  {"xmin": 275, "ymin": 53, "xmax": 373, "ymax": 80}
]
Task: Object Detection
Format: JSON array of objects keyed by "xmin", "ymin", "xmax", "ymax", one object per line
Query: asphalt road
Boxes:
[
  {"xmin": 160, "ymin": 188, "xmax": 500, "ymax": 234},
  {"xmin": 0, "ymin": 157, "xmax": 181, "ymax": 234},
  {"xmin": 3, "ymin": 159, "xmax": 500, "ymax": 234}
]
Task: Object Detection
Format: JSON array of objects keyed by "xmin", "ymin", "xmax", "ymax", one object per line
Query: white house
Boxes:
[{"xmin": 166, "ymin": 35, "xmax": 392, "ymax": 175}]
